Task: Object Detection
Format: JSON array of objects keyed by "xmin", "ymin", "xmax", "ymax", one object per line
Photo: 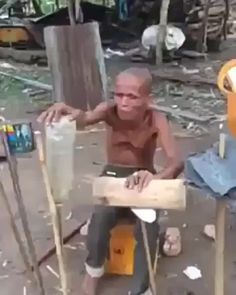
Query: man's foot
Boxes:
[{"xmin": 81, "ymin": 273, "xmax": 99, "ymax": 295}]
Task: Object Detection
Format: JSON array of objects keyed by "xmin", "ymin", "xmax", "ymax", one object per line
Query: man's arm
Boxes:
[
  {"xmin": 155, "ymin": 112, "xmax": 184, "ymax": 179},
  {"xmin": 37, "ymin": 101, "xmax": 111, "ymax": 126},
  {"xmin": 76, "ymin": 101, "xmax": 111, "ymax": 127}
]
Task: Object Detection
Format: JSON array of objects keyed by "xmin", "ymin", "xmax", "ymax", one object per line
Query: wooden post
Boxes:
[
  {"xmin": 201, "ymin": 0, "xmax": 210, "ymax": 53},
  {"xmin": 223, "ymin": 0, "xmax": 229, "ymax": 40},
  {"xmin": 44, "ymin": 22, "xmax": 107, "ymax": 111},
  {"xmin": 215, "ymin": 133, "xmax": 226, "ymax": 295},
  {"xmin": 215, "ymin": 200, "xmax": 226, "ymax": 295},
  {"xmin": 68, "ymin": 0, "xmax": 76, "ymax": 26},
  {"xmin": 36, "ymin": 133, "xmax": 68, "ymax": 295},
  {"xmin": 156, "ymin": 0, "xmax": 170, "ymax": 65}
]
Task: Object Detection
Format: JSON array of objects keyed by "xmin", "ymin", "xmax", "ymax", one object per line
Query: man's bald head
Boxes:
[
  {"xmin": 116, "ymin": 67, "xmax": 152, "ymax": 95},
  {"xmin": 114, "ymin": 68, "xmax": 153, "ymax": 120}
]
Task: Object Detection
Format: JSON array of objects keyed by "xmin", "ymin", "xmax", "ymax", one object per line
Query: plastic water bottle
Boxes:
[{"xmin": 45, "ymin": 116, "xmax": 76, "ymax": 203}]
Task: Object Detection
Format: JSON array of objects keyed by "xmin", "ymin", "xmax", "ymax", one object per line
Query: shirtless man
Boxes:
[{"xmin": 38, "ymin": 68, "xmax": 183, "ymax": 295}]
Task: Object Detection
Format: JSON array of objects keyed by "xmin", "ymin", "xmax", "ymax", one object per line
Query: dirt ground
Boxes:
[{"xmin": 0, "ymin": 38, "xmax": 236, "ymax": 295}]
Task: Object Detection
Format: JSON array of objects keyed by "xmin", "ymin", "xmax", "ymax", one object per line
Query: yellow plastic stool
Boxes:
[
  {"xmin": 217, "ymin": 59, "xmax": 236, "ymax": 136},
  {"xmin": 105, "ymin": 224, "xmax": 136, "ymax": 276}
]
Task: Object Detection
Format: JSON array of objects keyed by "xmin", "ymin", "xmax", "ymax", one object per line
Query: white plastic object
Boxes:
[
  {"xmin": 183, "ymin": 266, "xmax": 202, "ymax": 280},
  {"xmin": 131, "ymin": 208, "xmax": 156, "ymax": 223},
  {"xmin": 45, "ymin": 116, "xmax": 76, "ymax": 202},
  {"xmin": 142, "ymin": 25, "xmax": 186, "ymax": 51}
]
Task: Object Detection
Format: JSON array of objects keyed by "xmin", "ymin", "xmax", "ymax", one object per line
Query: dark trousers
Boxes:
[{"xmin": 86, "ymin": 165, "xmax": 160, "ymax": 295}]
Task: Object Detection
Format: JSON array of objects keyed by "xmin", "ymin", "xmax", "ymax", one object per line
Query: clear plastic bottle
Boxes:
[{"xmin": 45, "ymin": 116, "xmax": 76, "ymax": 203}]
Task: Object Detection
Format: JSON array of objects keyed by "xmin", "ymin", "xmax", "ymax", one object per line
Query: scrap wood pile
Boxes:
[{"xmin": 185, "ymin": 0, "xmax": 226, "ymax": 43}]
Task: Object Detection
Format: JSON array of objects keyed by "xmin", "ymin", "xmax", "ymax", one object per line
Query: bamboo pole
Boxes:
[
  {"xmin": 35, "ymin": 132, "xmax": 68, "ymax": 295},
  {"xmin": 0, "ymin": 181, "xmax": 35, "ymax": 283},
  {"xmin": 141, "ymin": 221, "xmax": 157, "ymax": 295},
  {"xmin": 153, "ymin": 238, "xmax": 159, "ymax": 275},
  {"xmin": 156, "ymin": 0, "xmax": 171, "ymax": 65},
  {"xmin": 1, "ymin": 131, "xmax": 45, "ymax": 295}
]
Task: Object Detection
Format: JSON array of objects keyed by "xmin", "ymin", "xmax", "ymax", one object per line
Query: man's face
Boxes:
[{"xmin": 114, "ymin": 75, "xmax": 150, "ymax": 120}]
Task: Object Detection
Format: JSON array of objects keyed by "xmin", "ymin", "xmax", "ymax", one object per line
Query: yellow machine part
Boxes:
[
  {"xmin": 0, "ymin": 27, "xmax": 30, "ymax": 43},
  {"xmin": 105, "ymin": 224, "xmax": 136, "ymax": 276},
  {"xmin": 217, "ymin": 59, "xmax": 236, "ymax": 136}
]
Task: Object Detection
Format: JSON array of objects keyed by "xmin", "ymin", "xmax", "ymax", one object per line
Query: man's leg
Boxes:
[
  {"xmin": 82, "ymin": 206, "xmax": 120, "ymax": 295},
  {"xmin": 129, "ymin": 213, "xmax": 160, "ymax": 295}
]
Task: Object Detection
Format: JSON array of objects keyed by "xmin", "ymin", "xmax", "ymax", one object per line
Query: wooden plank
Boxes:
[
  {"xmin": 93, "ymin": 177, "xmax": 186, "ymax": 210},
  {"xmin": 44, "ymin": 22, "xmax": 107, "ymax": 111}
]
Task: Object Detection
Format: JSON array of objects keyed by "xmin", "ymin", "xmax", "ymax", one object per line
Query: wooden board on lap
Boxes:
[{"xmin": 93, "ymin": 177, "xmax": 186, "ymax": 210}]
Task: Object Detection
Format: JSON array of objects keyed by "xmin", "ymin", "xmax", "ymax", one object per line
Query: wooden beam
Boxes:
[
  {"xmin": 93, "ymin": 177, "xmax": 186, "ymax": 210},
  {"xmin": 44, "ymin": 22, "xmax": 107, "ymax": 111}
]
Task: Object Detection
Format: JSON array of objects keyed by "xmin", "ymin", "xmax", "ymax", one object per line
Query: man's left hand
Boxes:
[{"xmin": 125, "ymin": 170, "xmax": 154, "ymax": 192}]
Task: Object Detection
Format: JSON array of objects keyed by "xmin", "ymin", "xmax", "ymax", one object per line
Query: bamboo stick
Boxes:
[
  {"xmin": 141, "ymin": 221, "xmax": 157, "ymax": 295},
  {"xmin": 1, "ymin": 131, "xmax": 45, "ymax": 295},
  {"xmin": 0, "ymin": 181, "xmax": 34, "ymax": 283},
  {"xmin": 35, "ymin": 132, "xmax": 68, "ymax": 295},
  {"xmin": 214, "ymin": 133, "xmax": 226, "ymax": 295}
]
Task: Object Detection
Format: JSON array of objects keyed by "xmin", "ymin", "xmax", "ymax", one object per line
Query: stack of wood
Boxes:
[{"xmin": 185, "ymin": 0, "xmax": 226, "ymax": 42}]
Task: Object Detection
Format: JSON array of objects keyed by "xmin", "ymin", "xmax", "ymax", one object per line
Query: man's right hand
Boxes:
[{"xmin": 37, "ymin": 102, "xmax": 80, "ymax": 124}]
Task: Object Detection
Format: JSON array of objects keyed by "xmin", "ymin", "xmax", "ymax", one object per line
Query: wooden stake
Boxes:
[
  {"xmin": 35, "ymin": 133, "xmax": 68, "ymax": 295},
  {"xmin": 141, "ymin": 221, "xmax": 157, "ymax": 295},
  {"xmin": 0, "ymin": 181, "xmax": 34, "ymax": 283},
  {"xmin": 156, "ymin": 0, "xmax": 171, "ymax": 65},
  {"xmin": 223, "ymin": 0, "xmax": 229, "ymax": 40},
  {"xmin": 219, "ymin": 133, "xmax": 226, "ymax": 159},
  {"xmin": 215, "ymin": 133, "xmax": 226, "ymax": 295},
  {"xmin": 1, "ymin": 131, "xmax": 45, "ymax": 295}
]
